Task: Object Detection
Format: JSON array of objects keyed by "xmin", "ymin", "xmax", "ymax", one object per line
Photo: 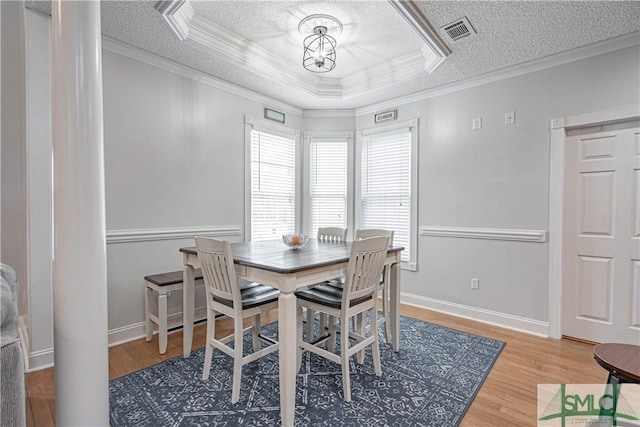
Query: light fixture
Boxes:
[{"xmin": 299, "ymin": 14, "xmax": 342, "ymax": 73}]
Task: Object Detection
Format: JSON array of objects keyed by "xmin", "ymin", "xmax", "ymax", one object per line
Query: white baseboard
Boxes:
[
  {"xmin": 23, "ymin": 294, "xmax": 549, "ymax": 372},
  {"xmin": 401, "ymin": 292, "xmax": 550, "ymax": 337},
  {"xmin": 23, "ymin": 306, "xmax": 208, "ymax": 372},
  {"xmin": 108, "ymin": 306, "xmax": 208, "ymax": 347}
]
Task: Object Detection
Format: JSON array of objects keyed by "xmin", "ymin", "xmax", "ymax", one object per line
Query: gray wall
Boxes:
[
  {"xmin": 4, "ymin": 5, "xmax": 639, "ymax": 369},
  {"xmin": 103, "ymin": 50, "xmax": 305, "ymax": 337},
  {"xmin": 1, "ymin": 1, "xmax": 28, "ymax": 317},
  {"xmin": 356, "ymin": 45, "xmax": 640, "ymax": 322}
]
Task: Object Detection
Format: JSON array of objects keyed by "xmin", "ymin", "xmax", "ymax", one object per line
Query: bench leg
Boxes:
[
  {"xmin": 158, "ymin": 293, "xmax": 168, "ymax": 354},
  {"xmin": 145, "ymin": 285, "xmax": 153, "ymax": 342}
]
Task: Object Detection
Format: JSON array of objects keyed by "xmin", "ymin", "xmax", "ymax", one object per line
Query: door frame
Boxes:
[{"xmin": 547, "ymin": 105, "xmax": 640, "ymax": 339}]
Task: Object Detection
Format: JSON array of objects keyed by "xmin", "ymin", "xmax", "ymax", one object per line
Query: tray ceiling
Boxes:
[{"xmin": 26, "ymin": 1, "xmax": 640, "ymax": 111}]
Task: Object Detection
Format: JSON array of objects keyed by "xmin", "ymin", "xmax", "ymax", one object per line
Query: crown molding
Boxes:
[
  {"xmin": 355, "ymin": 31, "xmax": 640, "ymax": 116},
  {"xmin": 303, "ymin": 109, "xmax": 355, "ymax": 118},
  {"xmin": 101, "ymin": 37, "xmax": 304, "ymax": 117},
  {"xmin": 155, "ymin": 0, "xmax": 194, "ymax": 41},
  {"xmin": 342, "ymin": 50, "xmax": 427, "ymax": 97},
  {"xmin": 156, "ymin": 0, "xmax": 444, "ymax": 100},
  {"xmin": 186, "ymin": 14, "xmax": 323, "ymax": 97},
  {"xmin": 387, "ymin": 0, "xmax": 451, "ymax": 60}
]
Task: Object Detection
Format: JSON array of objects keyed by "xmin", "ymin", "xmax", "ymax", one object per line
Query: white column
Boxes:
[{"xmin": 51, "ymin": 1, "xmax": 109, "ymax": 425}]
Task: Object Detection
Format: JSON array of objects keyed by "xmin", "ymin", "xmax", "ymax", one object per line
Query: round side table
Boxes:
[
  {"xmin": 594, "ymin": 343, "xmax": 640, "ymax": 384},
  {"xmin": 593, "ymin": 343, "xmax": 640, "ymax": 424}
]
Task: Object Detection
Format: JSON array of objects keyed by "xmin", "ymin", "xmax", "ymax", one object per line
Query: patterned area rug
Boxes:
[{"xmin": 109, "ymin": 316, "xmax": 505, "ymax": 426}]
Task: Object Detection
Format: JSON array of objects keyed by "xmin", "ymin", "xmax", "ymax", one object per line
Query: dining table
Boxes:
[{"xmin": 179, "ymin": 238, "xmax": 403, "ymax": 427}]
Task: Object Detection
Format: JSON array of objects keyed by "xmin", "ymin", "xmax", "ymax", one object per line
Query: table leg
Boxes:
[
  {"xmin": 390, "ymin": 262, "xmax": 401, "ymax": 352},
  {"xmin": 182, "ymin": 264, "xmax": 195, "ymax": 358},
  {"xmin": 600, "ymin": 373, "xmax": 620, "ymax": 426},
  {"xmin": 279, "ymin": 292, "xmax": 297, "ymax": 427}
]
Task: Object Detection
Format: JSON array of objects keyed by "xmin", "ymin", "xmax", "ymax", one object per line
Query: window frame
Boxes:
[
  {"xmin": 355, "ymin": 118, "xmax": 418, "ymax": 271},
  {"xmin": 302, "ymin": 131, "xmax": 353, "ymax": 237},
  {"xmin": 244, "ymin": 115, "xmax": 301, "ymax": 242}
]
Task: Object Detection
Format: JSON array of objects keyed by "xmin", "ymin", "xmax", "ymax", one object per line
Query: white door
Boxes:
[{"xmin": 562, "ymin": 122, "xmax": 640, "ymax": 344}]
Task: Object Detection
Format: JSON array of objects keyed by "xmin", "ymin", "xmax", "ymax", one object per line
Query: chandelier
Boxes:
[{"xmin": 299, "ymin": 15, "xmax": 342, "ymax": 73}]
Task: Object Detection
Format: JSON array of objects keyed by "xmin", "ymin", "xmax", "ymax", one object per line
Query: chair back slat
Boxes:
[
  {"xmin": 317, "ymin": 227, "xmax": 347, "ymax": 242},
  {"xmin": 196, "ymin": 237, "xmax": 241, "ymax": 308},
  {"xmin": 355, "ymin": 228, "xmax": 394, "ymax": 246},
  {"xmin": 343, "ymin": 236, "xmax": 388, "ymax": 303}
]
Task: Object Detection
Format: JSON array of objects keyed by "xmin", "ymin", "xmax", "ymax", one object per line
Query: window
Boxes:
[
  {"xmin": 357, "ymin": 119, "xmax": 418, "ymax": 270},
  {"xmin": 305, "ymin": 133, "xmax": 349, "ymax": 237},
  {"xmin": 245, "ymin": 116, "xmax": 299, "ymax": 241}
]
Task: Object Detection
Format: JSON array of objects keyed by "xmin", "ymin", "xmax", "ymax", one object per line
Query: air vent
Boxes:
[{"xmin": 440, "ymin": 17, "xmax": 475, "ymax": 42}]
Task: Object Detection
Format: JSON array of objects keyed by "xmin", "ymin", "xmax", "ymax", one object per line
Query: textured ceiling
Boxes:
[{"xmin": 27, "ymin": 1, "xmax": 640, "ymax": 111}]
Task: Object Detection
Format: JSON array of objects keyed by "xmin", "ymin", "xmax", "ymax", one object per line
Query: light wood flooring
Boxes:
[{"xmin": 25, "ymin": 304, "xmax": 607, "ymax": 426}]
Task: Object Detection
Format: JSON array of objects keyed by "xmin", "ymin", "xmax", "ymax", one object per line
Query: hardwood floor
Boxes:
[{"xmin": 25, "ymin": 304, "xmax": 607, "ymax": 426}]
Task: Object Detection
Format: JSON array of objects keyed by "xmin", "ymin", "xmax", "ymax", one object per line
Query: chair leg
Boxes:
[
  {"xmin": 382, "ymin": 282, "xmax": 391, "ymax": 344},
  {"xmin": 319, "ymin": 313, "xmax": 328, "ymax": 333},
  {"xmin": 327, "ymin": 314, "xmax": 339, "ymax": 354},
  {"xmin": 327, "ymin": 315, "xmax": 337, "ymax": 353},
  {"xmin": 145, "ymin": 286, "xmax": 153, "ymax": 342},
  {"xmin": 251, "ymin": 313, "xmax": 261, "ymax": 353},
  {"xmin": 371, "ymin": 307, "xmax": 382, "ymax": 377},
  {"xmin": 231, "ymin": 316, "xmax": 244, "ymax": 403},
  {"xmin": 356, "ymin": 313, "xmax": 365, "ymax": 364},
  {"xmin": 158, "ymin": 293, "xmax": 168, "ymax": 354},
  {"xmin": 340, "ymin": 316, "xmax": 352, "ymax": 402},
  {"xmin": 306, "ymin": 309, "xmax": 315, "ymax": 341},
  {"xmin": 202, "ymin": 310, "xmax": 215, "ymax": 380},
  {"xmin": 296, "ymin": 305, "xmax": 303, "ymax": 372}
]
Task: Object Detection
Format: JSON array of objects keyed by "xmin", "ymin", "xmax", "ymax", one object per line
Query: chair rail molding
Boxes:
[
  {"xmin": 419, "ymin": 226, "xmax": 547, "ymax": 243},
  {"xmin": 106, "ymin": 225, "xmax": 242, "ymax": 244}
]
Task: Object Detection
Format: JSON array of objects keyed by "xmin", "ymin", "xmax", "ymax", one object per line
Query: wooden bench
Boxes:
[{"xmin": 144, "ymin": 269, "xmax": 203, "ymax": 354}]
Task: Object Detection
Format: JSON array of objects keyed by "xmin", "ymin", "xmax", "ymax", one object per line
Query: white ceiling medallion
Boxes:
[{"xmin": 156, "ymin": 0, "xmax": 450, "ymax": 99}]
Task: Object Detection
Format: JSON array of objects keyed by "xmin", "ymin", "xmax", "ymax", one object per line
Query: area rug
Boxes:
[{"xmin": 109, "ymin": 316, "xmax": 505, "ymax": 426}]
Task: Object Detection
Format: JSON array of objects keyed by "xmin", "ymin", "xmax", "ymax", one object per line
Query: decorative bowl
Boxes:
[{"xmin": 282, "ymin": 234, "xmax": 309, "ymax": 249}]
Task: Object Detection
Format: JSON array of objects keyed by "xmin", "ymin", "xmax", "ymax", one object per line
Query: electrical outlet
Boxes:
[
  {"xmin": 505, "ymin": 111, "xmax": 515, "ymax": 125},
  {"xmin": 471, "ymin": 278, "xmax": 480, "ymax": 290},
  {"xmin": 472, "ymin": 117, "xmax": 482, "ymax": 130}
]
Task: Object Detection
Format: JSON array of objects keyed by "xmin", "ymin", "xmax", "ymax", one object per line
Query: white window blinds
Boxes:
[
  {"xmin": 250, "ymin": 129, "xmax": 296, "ymax": 241},
  {"xmin": 309, "ymin": 139, "xmax": 348, "ymax": 237},
  {"xmin": 361, "ymin": 129, "xmax": 412, "ymax": 263}
]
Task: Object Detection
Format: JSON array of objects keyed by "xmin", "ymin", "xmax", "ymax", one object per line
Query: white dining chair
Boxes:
[
  {"xmin": 305, "ymin": 227, "xmax": 348, "ymax": 341},
  {"xmin": 321, "ymin": 228, "xmax": 395, "ymax": 353},
  {"xmin": 354, "ymin": 228, "xmax": 394, "ymax": 344},
  {"xmin": 295, "ymin": 236, "xmax": 388, "ymax": 402},
  {"xmin": 196, "ymin": 237, "xmax": 279, "ymax": 404},
  {"xmin": 317, "ymin": 227, "xmax": 347, "ymax": 242}
]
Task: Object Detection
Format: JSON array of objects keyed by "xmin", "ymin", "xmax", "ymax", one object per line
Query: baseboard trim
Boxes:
[
  {"xmin": 401, "ymin": 292, "xmax": 549, "ymax": 337},
  {"xmin": 108, "ymin": 306, "xmax": 208, "ymax": 347},
  {"xmin": 23, "ymin": 307, "xmax": 209, "ymax": 372}
]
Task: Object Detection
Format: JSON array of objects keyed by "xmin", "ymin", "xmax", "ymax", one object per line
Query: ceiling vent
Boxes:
[{"xmin": 440, "ymin": 17, "xmax": 476, "ymax": 42}]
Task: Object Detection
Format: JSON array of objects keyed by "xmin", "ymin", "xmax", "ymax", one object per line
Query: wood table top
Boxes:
[
  {"xmin": 593, "ymin": 343, "xmax": 640, "ymax": 383},
  {"xmin": 180, "ymin": 239, "xmax": 403, "ymax": 274}
]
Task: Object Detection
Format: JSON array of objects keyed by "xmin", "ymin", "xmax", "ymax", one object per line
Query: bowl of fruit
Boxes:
[{"xmin": 282, "ymin": 234, "xmax": 309, "ymax": 249}]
